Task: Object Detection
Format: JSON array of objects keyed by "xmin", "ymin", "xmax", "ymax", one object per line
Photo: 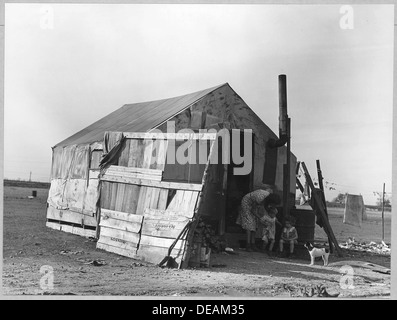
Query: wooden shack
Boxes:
[{"xmin": 46, "ymin": 82, "xmax": 296, "ymax": 266}]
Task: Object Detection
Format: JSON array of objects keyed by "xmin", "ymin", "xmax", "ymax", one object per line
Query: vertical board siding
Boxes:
[
  {"xmin": 142, "ymin": 140, "xmax": 154, "ymax": 169},
  {"xmin": 118, "ymin": 139, "xmax": 131, "ymax": 167},
  {"xmin": 97, "ymin": 135, "xmax": 211, "ymax": 266}
]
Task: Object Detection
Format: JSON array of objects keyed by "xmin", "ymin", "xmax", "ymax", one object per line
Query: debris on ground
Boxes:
[
  {"xmin": 328, "ymin": 260, "xmax": 391, "ymax": 275},
  {"xmin": 340, "ymin": 238, "xmax": 391, "ymax": 255},
  {"xmin": 211, "ymin": 264, "xmax": 227, "ymax": 268},
  {"xmin": 60, "ymin": 250, "xmax": 84, "ymax": 255},
  {"xmin": 76, "ymin": 258, "xmax": 106, "ymax": 266},
  {"xmin": 299, "ymin": 284, "xmax": 340, "ymax": 298}
]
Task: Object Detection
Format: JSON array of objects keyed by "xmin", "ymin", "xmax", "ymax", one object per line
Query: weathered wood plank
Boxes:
[
  {"xmin": 118, "ymin": 139, "xmax": 131, "ymax": 167},
  {"xmin": 180, "ymin": 190, "xmax": 194, "ymax": 213},
  {"xmin": 46, "ymin": 221, "xmax": 97, "ymax": 238},
  {"xmin": 114, "ymin": 183, "xmax": 126, "ymax": 212},
  {"xmin": 109, "ymin": 182, "xmax": 118, "ymax": 211},
  {"xmin": 127, "ymin": 139, "xmax": 138, "ymax": 167},
  {"xmin": 149, "ymin": 187, "xmax": 161, "ymax": 209},
  {"xmin": 137, "ymin": 244, "xmax": 184, "ymax": 266},
  {"xmin": 100, "ymin": 181, "xmax": 110, "ymax": 210},
  {"xmin": 96, "ymin": 242, "xmax": 137, "ymax": 259},
  {"xmin": 123, "ymin": 132, "xmax": 217, "ymax": 140},
  {"xmin": 141, "ymin": 217, "xmax": 189, "ymax": 239},
  {"xmin": 142, "ymin": 187, "xmax": 154, "ymax": 211},
  {"xmin": 100, "ymin": 226, "xmax": 140, "ymax": 245},
  {"xmin": 186, "ymin": 191, "xmax": 200, "ymax": 214},
  {"xmin": 142, "ymin": 140, "xmax": 154, "ymax": 169},
  {"xmin": 100, "ymin": 216, "xmax": 142, "ymax": 234},
  {"xmin": 157, "ymin": 188, "xmax": 169, "ymax": 210},
  {"xmin": 128, "ymin": 139, "xmax": 145, "ymax": 168},
  {"xmin": 107, "ymin": 165, "xmax": 162, "ymax": 176},
  {"xmin": 149, "ymin": 139, "xmax": 161, "ymax": 170},
  {"xmin": 101, "ymin": 174, "xmax": 203, "ymax": 191},
  {"xmin": 136, "ymin": 186, "xmax": 148, "ymax": 215},
  {"xmin": 101, "ymin": 208, "xmax": 144, "ymax": 224},
  {"xmin": 139, "ymin": 234, "xmax": 186, "ymax": 250},
  {"xmin": 97, "ymin": 235, "xmax": 138, "ymax": 251},
  {"xmin": 121, "ymin": 184, "xmax": 139, "ymax": 214},
  {"xmin": 154, "ymin": 139, "xmax": 168, "ymax": 171},
  {"xmin": 167, "ymin": 190, "xmax": 185, "ymax": 211},
  {"xmin": 47, "ymin": 206, "xmax": 97, "ymax": 227},
  {"xmin": 143, "ymin": 208, "xmax": 195, "ymax": 219},
  {"xmin": 104, "ymin": 171, "xmax": 162, "ymax": 181}
]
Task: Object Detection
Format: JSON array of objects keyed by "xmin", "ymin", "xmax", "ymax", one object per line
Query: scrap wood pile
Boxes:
[{"xmin": 340, "ymin": 238, "xmax": 391, "ymax": 255}]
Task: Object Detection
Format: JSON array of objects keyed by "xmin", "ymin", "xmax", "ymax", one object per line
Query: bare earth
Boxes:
[{"xmin": 2, "ymin": 186, "xmax": 391, "ymax": 298}]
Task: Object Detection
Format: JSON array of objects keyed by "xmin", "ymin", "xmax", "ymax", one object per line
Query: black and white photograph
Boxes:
[{"xmin": 1, "ymin": 2, "xmax": 394, "ymax": 300}]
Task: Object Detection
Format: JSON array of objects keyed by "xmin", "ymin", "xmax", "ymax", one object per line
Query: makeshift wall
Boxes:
[
  {"xmin": 46, "ymin": 142, "xmax": 102, "ymax": 237},
  {"xmin": 96, "ymin": 132, "xmax": 218, "ymax": 267}
]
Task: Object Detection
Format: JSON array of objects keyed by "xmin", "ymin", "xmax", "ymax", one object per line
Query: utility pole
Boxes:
[
  {"xmin": 382, "ymin": 183, "xmax": 385, "ymax": 242},
  {"xmin": 29, "ymin": 171, "xmax": 32, "ymax": 182}
]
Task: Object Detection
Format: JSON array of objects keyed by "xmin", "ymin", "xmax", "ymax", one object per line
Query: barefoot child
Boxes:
[
  {"xmin": 279, "ymin": 218, "xmax": 298, "ymax": 258},
  {"xmin": 260, "ymin": 206, "xmax": 281, "ymax": 255},
  {"xmin": 236, "ymin": 191, "xmax": 281, "ymax": 252}
]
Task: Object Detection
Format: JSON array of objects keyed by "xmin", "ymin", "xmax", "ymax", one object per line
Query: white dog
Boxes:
[{"xmin": 304, "ymin": 242, "xmax": 330, "ymax": 266}]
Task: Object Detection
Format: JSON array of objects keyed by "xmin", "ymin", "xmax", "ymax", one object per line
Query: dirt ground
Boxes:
[{"xmin": 2, "ymin": 186, "xmax": 391, "ymax": 298}]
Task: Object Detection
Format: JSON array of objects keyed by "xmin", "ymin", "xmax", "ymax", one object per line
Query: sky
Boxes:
[{"xmin": 3, "ymin": 3, "xmax": 394, "ymax": 205}]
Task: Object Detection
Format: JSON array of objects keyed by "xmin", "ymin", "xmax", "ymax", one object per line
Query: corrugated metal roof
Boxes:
[{"xmin": 54, "ymin": 83, "xmax": 227, "ymax": 148}]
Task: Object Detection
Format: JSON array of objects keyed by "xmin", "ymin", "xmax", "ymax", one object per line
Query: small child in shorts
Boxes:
[
  {"xmin": 279, "ymin": 218, "xmax": 299, "ymax": 258},
  {"xmin": 260, "ymin": 206, "xmax": 280, "ymax": 255}
]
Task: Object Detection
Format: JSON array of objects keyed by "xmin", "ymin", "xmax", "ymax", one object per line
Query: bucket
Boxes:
[
  {"xmin": 188, "ymin": 241, "xmax": 202, "ymax": 268},
  {"xmin": 200, "ymin": 246, "xmax": 211, "ymax": 267},
  {"xmin": 290, "ymin": 209, "xmax": 315, "ymax": 244}
]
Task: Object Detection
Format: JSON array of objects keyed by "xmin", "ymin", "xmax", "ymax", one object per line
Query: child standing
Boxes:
[
  {"xmin": 260, "ymin": 206, "xmax": 281, "ymax": 255},
  {"xmin": 279, "ymin": 218, "xmax": 298, "ymax": 258}
]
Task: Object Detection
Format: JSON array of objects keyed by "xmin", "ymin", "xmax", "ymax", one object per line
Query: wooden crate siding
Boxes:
[
  {"xmin": 47, "ymin": 178, "xmax": 99, "ymax": 217},
  {"xmin": 127, "ymin": 139, "xmax": 145, "ymax": 168},
  {"xmin": 97, "ymin": 236, "xmax": 138, "ymax": 252},
  {"xmin": 142, "ymin": 208, "xmax": 190, "ymax": 239},
  {"xmin": 105, "ymin": 166, "xmax": 162, "ymax": 181},
  {"xmin": 118, "ymin": 138, "xmax": 168, "ymax": 170},
  {"xmin": 46, "ymin": 221, "xmax": 97, "ymax": 238},
  {"xmin": 97, "ymin": 208, "xmax": 143, "ymax": 256},
  {"xmin": 96, "ymin": 133, "xmax": 214, "ymax": 265},
  {"xmin": 107, "ymin": 165, "xmax": 163, "ymax": 176},
  {"xmin": 117, "ymin": 138, "xmax": 131, "ymax": 167},
  {"xmin": 136, "ymin": 234, "xmax": 186, "ymax": 265},
  {"xmin": 101, "ymin": 172, "xmax": 202, "ymax": 190},
  {"xmin": 100, "ymin": 208, "xmax": 143, "ymax": 233},
  {"xmin": 99, "ymin": 226, "xmax": 140, "ymax": 245},
  {"xmin": 96, "ymin": 242, "xmax": 137, "ymax": 259},
  {"xmin": 47, "ymin": 205, "xmax": 97, "ymax": 227}
]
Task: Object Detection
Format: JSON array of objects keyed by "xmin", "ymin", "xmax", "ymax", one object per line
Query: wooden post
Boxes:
[
  {"xmin": 284, "ymin": 118, "xmax": 291, "ymax": 219},
  {"xmin": 382, "ymin": 183, "xmax": 385, "ymax": 242},
  {"xmin": 283, "ymin": 164, "xmax": 288, "ymax": 219},
  {"xmin": 316, "ymin": 160, "xmax": 334, "ymax": 254},
  {"xmin": 301, "ymin": 162, "xmax": 343, "ymax": 256},
  {"xmin": 218, "ymin": 164, "xmax": 228, "ymax": 235}
]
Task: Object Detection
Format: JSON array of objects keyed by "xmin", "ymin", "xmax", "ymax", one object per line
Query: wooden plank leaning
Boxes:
[
  {"xmin": 316, "ymin": 159, "xmax": 334, "ymax": 254},
  {"xmin": 301, "ymin": 162, "xmax": 343, "ymax": 257}
]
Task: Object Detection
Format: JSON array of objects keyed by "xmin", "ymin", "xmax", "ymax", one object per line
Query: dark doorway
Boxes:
[{"xmin": 224, "ymin": 130, "xmax": 254, "ymax": 233}]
